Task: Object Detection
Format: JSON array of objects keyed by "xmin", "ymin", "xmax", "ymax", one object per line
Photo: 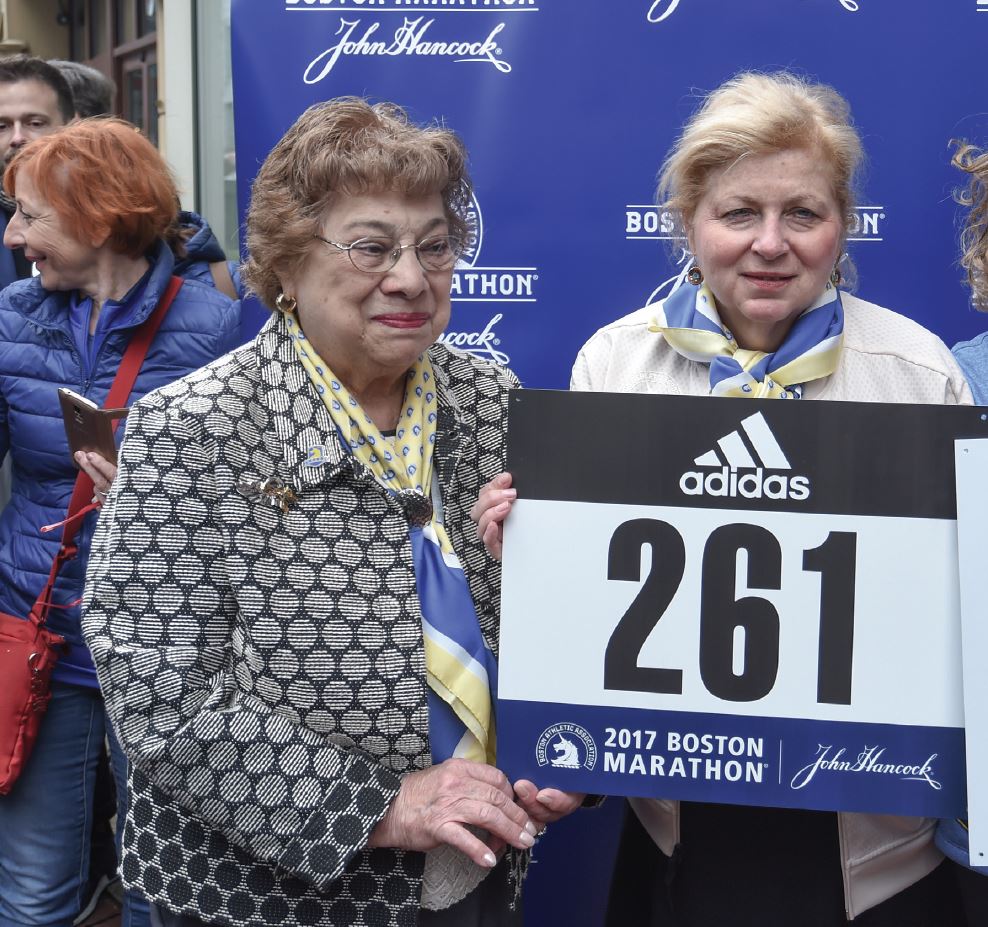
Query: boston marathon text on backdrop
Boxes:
[
  {"xmin": 287, "ymin": 1, "xmax": 535, "ymax": 6},
  {"xmin": 624, "ymin": 207, "xmax": 885, "ymax": 243}
]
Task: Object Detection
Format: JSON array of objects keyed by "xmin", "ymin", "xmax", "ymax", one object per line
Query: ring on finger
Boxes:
[{"xmin": 94, "ymin": 488, "xmax": 109, "ymax": 502}]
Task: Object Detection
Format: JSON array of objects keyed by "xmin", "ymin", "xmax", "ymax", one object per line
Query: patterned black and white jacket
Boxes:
[{"xmin": 82, "ymin": 312, "xmax": 520, "ymax": 927}]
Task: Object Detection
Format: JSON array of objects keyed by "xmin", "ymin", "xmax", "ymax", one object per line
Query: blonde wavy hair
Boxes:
[
  {"xmin": 952, "ymin": 140, "xmax": 988, "ymax": 311},
  {"xmin": 657, "ymin": 71, "xmax": 864, "ymax": 257},
  {"xmin": 243, "ymin": 97, "xmax": 472, "ymax": 310}
]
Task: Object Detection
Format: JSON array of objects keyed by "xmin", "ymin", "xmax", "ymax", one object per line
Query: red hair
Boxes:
[{"xmin": 3, "ymin": 117, "xmax": 178, "ymax": 257}]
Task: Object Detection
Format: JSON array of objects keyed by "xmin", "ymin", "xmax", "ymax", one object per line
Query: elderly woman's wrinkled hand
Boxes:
[
  {"xmin": 368, "ymin": 758, "xmax": 537, "ymax": 868},
  {"xmin": 75, "ymin": 451, "xmax": 117, "ymax": 502},
  {"xmin": 470, "ymin": 472, "xmax": 516, "ymax": 560},
  {"xmin": 512, "ymin": 779, "xmax": 584, "ymax": 829}
]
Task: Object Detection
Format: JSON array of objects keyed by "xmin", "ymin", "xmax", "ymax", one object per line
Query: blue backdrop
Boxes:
[{"xmin": 230, "ymin": 2, "xmax": 988, "ymax": 922}]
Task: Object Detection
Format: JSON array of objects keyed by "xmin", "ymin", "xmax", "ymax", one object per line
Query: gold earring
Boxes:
[
  {"xmin": 830, "ymin": 267, "xmax": 842, "ymax": 287},
  {"xmin": 686, "ymin": 265, "xmax": 704, "ymax": 286},
  {"xmin": 275, "ymin": 292, "xmax": 297, "ymax": 314}
]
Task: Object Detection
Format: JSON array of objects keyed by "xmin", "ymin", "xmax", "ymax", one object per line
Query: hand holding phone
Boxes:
[{"xmin": 58, "ymin": 388, "xmax": 128, "ymax": 466}]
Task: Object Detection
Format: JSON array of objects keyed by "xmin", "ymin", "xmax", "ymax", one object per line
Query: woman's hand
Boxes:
[
  {"xmin": 470, "ymin": 472, "xmax": 516, "ymax": 560},
  {"xmin": 75, "ymin": 451, "xmax": 117, "ymax": 503},
  {"xmin": 368, "ymin": 759, "xmax": 537, "ymax": 868},
  {"xmin": 512, "ymin": 780, "xmax": 584, "ymax": 830}
]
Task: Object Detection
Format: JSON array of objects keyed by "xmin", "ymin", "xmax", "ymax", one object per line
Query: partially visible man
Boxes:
[
  {"xmin": 0, "ymin": 55, "xmax": 73, "ymax": 288},
  {"xmin": 50, "ymin": 59, "xmax": 114, "ymax": 119}
]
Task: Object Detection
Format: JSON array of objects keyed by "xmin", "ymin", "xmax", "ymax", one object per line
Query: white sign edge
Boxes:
[{"xmin": 954, "ymin": 437, "xmax": 988, "ymax": 866}]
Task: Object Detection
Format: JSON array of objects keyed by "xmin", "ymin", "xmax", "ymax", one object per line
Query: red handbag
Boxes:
[{"xmin": 0, "ymin": 276, "xmax": 183, "ymax": 795}]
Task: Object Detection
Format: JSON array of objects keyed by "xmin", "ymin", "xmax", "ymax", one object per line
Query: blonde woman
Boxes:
[{"xmin": 475, "ymin": 72, "xmax": 971, "ymax": 926}]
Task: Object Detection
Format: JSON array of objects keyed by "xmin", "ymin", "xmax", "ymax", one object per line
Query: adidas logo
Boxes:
[{"xmin": 679, "ymin": 412, "xmax": 811, "ymax": 501}]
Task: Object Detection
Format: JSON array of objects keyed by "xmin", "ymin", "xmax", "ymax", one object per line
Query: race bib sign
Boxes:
[{"xmin": 498, "ymin": 391, "xmax": 988, "ymax": 817}]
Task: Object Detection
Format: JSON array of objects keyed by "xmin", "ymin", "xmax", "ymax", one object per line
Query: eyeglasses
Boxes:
[{"xmin": 314, "ymin": 234, "xmax": 464, "ymax": 274}]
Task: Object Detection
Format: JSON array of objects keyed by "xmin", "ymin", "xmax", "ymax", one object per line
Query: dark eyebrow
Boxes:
[
  {"xmin": 338, "ymin": 217, "xmax": 448, "ymax": 237},
  {"xmin": 789, "ymin": 194, "xmax": 832, "ymax": 210},
  {"xmin": 0, "ymin": 112, "xmax": 52, "ymax": 122},
  {"xmin": 716, "ymin": 192, "xmax": 833, "ymax": 210}
]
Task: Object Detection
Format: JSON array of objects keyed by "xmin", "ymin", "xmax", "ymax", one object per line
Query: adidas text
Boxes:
[{"xmin": 679, "ymin": 467, "xmax": 811, "ymax": 501}]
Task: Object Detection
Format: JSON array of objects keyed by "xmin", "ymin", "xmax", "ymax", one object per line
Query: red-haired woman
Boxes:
[{"xmin": 0, "ymin": 118, "xmax": 239, "ymax": 927}]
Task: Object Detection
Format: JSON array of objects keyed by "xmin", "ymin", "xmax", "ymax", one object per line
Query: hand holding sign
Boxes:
[
  {"xmin": 368, "ymin": 759, "xmax": 536, "ymax": 868},
  {"xmin": 471, "ymin": 472, "xmax": 516, "ymax": 560}
]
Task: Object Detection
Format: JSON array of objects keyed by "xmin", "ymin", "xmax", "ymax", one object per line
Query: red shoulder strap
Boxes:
[
  {"xmin": 29, "ymin": 276, "xmax": 184, "ymax": 627},
  {"xmin": 105, "ymin": 274, "xmax": 183, "ymax": 410}
]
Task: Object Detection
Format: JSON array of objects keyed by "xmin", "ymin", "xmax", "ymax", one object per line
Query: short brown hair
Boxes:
[
  {"xmin": 0, "ymin": 55, "xmax": 74, "ymax": 124},
  {"xmin": 3, "ymin": 117, "xmax": 178, "ymax": 258},
  {"xmin": 243, "ymin": 97, "xmax": 472, "ymax": 309}
]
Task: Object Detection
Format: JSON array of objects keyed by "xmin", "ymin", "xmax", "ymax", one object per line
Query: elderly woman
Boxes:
[
  {"xmin": 936, "ymin": 139, "xmax": 988, "ymax": 925},
  {"xmin": 476, "ymin": 72, "xmax": 971, "ymax": 925},
  {"xmin": 0, "ymin": 120, "xmax": 239, "ymax": 926},
  {"xmin": 82, "ymin": 98, "xmax": 580, "ymax": 927}
]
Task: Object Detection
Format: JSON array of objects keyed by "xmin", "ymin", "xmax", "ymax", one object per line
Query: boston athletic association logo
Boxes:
[
  {"xmin": 536, "ymin": 723, "xmax": 598, "ymax": 772},
  {"xmin": 436, "ymin": 193, "xmax": 539, "ymax": 367}
]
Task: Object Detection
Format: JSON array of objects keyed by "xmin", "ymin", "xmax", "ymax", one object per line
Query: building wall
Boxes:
[
  {"xmin": 2, "ymin": 0, "xmax": 70, "ymax": 59},
  {"xmin": 160, "ymin": 0, "xmax": 195, "ymax": 211}
]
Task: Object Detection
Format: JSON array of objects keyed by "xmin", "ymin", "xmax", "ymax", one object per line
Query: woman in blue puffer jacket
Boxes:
[{"xmin": 0, "ymin": 119, "xmax": 240, "ymax": 927}]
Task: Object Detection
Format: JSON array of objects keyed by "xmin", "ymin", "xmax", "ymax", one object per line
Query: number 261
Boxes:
[{"xmin": 604, "ymin": 519, "xmax": 856, "ymax": 704}]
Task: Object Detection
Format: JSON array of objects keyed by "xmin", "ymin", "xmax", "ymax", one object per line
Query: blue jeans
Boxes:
[{"xmin": 0, "ymin": 682, "xmax": 151, "ymax": 927}]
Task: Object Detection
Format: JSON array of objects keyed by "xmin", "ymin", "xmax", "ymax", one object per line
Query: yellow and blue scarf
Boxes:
[
  {"xmin": 650, "ymin": 279, "xmax": 844, "ymax": 399},
  {"xmin": 286, "ymin": 314, "xmax": 497, "ymax": 765}
]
